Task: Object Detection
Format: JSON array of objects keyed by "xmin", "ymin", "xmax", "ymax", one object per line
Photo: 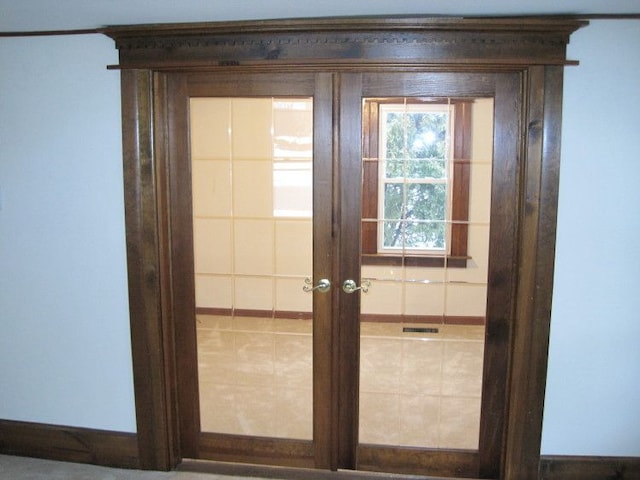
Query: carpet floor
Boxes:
[{"xmin": 0, "ymin": 455, "xmax": 263, "ymax": 480}]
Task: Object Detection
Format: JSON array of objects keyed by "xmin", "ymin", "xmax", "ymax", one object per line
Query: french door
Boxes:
[{"xmin": 168, "ymin": 70, "xmax": 520, "ymax": 478}]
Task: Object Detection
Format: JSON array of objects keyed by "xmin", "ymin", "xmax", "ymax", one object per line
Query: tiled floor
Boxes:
[
  {"xmin": 197, "ymin": 315, "xmax": 484, "ymax": 450},
  {"xmin": 197, "ymin": 315, "xmax": 313, "ymax": 440}
]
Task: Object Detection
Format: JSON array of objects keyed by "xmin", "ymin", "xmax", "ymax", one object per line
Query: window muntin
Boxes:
[{"xmin": 378, "ymin": 103, "xmax": 454, "ymax": 254}]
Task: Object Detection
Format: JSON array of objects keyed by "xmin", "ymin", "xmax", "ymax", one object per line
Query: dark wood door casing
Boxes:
[
  {"xmin": 163, "ymin": 68, "xmax": 521, "ymax": 479},
  {"xmin": 164, "ymin": 71, "xmax": 331, "ymax": 469},
  {"xmin": 106, "ymin": 16, "xmax": 586, "ymax": 480},
  {"xmin": 349, "ymin": 71, "xmax": 522, "ymax": 479}
]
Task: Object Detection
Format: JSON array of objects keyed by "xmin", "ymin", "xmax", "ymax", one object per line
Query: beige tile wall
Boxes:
[
  {"xmin": 191, "ymin": 97, "xmax": 493, "ymax": 319},
  {"xmin": 191, "ymin": 97, "xmax": 313, "ymax": 314},
  {"xmin": 361, "ymin": 98, "xmax": 494, "ymax": 319}
]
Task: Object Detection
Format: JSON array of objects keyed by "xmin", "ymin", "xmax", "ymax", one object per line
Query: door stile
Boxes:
[
  {"xmin": 165, "ymin": 72, "xmax": 200, "ymax": 460},
  {"xmin": 477, "ymin": 71, "xmax": 523, "ymax": 478},
  {"xmin": 312, "ymin": 72, "xmax": 338, "ymax": 470},
  {"xmin": 335, "ymin": 72, "xmax": 364, "ymax": 470},
  {"xmin": 504, "ymin": 65, "xmax": 566, "ymax": 480},
  {"xmin": 120, "ymin": 68, "xmax": 179, "ymax": 471}
]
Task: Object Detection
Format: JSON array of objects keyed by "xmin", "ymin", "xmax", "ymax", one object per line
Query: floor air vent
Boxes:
[{"xmin": 403, "ymin": 327, "xmax": 439, "ymax": 334}]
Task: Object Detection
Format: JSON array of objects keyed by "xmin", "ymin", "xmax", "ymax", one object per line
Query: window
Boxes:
[
  {"xmin": 378, "ymin": 103, "xmax": 451, "ymax": 254},
  {"xmin": 272, "ymin": 98, "xmax": 313, "ymax": 218},
  {"xmin": 362, "ymin": 98, "xmax": 472, "ymax": 267}
]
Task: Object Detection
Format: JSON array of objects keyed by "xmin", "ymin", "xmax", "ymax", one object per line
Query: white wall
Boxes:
[
  {"xmin": 0, "ymin": 18, "xmax": 639, "ymax": 454},
  {"xmin": 542, "ymin": 19, "xmax": 640, "ymax": 456},
  {"xmin": 0, "ymin": 35, "xmax": 136, "ymax": 432}
]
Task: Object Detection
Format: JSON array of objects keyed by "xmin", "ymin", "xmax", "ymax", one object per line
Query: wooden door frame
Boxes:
[
  {"xmin": 164, "ymin": 71, "xmax": 335, "ymax": 469},
  {"xmin": 339, "ymin": 71, "xmax": 522, "ymax": 479},
  {"xmin": 104, "ymin": 16, "xmax": 586, "ymax": 480}
]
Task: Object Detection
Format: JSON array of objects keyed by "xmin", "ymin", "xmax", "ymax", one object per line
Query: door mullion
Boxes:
[
  {"xmin": 335, "ymin": 72, "xmax": 364, "ymax": 470},
  {"xmin": 312, "ymin": 72, "xmax": 337, "ymax": 470}
]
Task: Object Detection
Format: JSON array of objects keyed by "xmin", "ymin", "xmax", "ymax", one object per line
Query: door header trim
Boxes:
[{"xmin": 103, "ymin": 16, "xmax": 586, "ymax": 70}]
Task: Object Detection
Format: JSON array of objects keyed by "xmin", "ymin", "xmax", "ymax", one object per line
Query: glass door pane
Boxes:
[
  {"xmin": 190, "ymin": 96, "xmax": 314, "ymax": 439},
  {"xmin": 359, "ymin": 97, "xmax": 494, "ymax": 449}
]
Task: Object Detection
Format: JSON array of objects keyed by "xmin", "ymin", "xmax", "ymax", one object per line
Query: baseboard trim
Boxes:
[
  {"xmin": 0, "ymin": 419, "xmax": 140, "ymax": 470},
  {"xmin": 195, "ymin": 308, "xmax": 484, "ymax": 325},
  {"xmin": 2, "ymin": 421, "xmax": 638, "ymax": 478},
  {"xmin": 540, "ymin": 455, "xmax": 640, "ymax": 480},
  {"xmin": 196, "ymin": 307, "xmax": 312, "ymax": 320},
  {"xmin": 360, "ymin": 314, "xmax": 485, "ymax": 325}
]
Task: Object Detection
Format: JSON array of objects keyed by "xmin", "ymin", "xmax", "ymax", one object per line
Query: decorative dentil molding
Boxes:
[
  {"xmin": 112, "ymin": 32, "xmax": 568, "ymax": 51},
  {"xmin": 103, "ymin": 17, "xmax": 586, "ymax": 67}
]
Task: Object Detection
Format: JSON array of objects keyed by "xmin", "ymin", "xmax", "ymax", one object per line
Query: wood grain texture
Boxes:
[
  {"xmin": 540, "ymin": 456, "xmax": 640, "ymax": 480},
  {"xmin": 197, "ymin": 433, "xmax": 314, "ymax": 468},
  {"xmin": 476, "ymin": 72, "xmax": 522, "ymax": 479},
  {"xmin": 451, "ymin": 101, "xmax": 472, "ymax": 258},
  {"xmin": 103, "ymin": 17, "xmax": 586, "ymax": 70},
  {"xmin": 110, "ymin": 15, "xmax": 586, "ymax": 478},
  {"xmin": 165, "ymin": 72, "xmax": 199, "ymax": 460},
  {"xmin": 179, "ymin": 457, "xmax": 473, "ymax": 479},
  {"xmin": 120, "ymin": 69, "xmax": 176, "ymax": 471},
  {"xmin": 312, "ymin": 72, "xmax": 337, "ymax": 471},
  {"xmin": 503, "ymin": 66, "xmax": 565, "ymax": 480},
  {"xmin": 357, "ymin": 445, "xmax": 479, "ymax": 478},
  {"xmin": 0, "ymin": 420, "xmax": 139, "ymax": 469},
  {"xmin": 336, "ymin": 72, "xmax": 364, "ymax": 469}
]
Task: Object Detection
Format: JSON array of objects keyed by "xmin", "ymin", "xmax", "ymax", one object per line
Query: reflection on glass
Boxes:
[
  {"xmin": 190, "ymin": 97, "xmax": 314, "ymax": 439},
  {"xmin": 382, "ymin": 183, "xmax": 446, "ymax": 250},
  {"xmin": 379, "ymin": 103, "xmax": 452, "ymax": 254},
  {"xmin": 359, "ymin": 97, "xmax": 494, "ymax": 450},
  {"xmin": 273, "ymin": 162, "xmax": 312, "ymax": 217}
]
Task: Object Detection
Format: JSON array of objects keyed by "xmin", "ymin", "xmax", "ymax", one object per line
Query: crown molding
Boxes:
[{"xmin": 101, "ymin": 16, "xmax": 587, "ymax": 69}]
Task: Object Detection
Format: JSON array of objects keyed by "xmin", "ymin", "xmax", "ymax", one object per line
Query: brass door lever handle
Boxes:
[
  {"xmin": 342, "ymin": 279, "xmax": 371, "ymax": 294},
  {"xmin": 303, "ymin": 277, "xmax": 331, "ymax": 293}
]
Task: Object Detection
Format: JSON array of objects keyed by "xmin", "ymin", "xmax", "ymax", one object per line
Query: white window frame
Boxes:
[{"xmin": 377, "ymin": 102, "xmax": 455, "ymax": 255}]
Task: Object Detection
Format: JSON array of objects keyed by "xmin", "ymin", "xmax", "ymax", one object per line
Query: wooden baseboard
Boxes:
[
  {"xmin": 196, "ymin": 308, "xmax": 484, "ymax": 326},
  {"xmin": 2, "ymin": 420, "xmax": 637, "ymax": 478},
  {"xmin": 360, "ymin": 314, "xmax": 485, "ymax": 325},
  {"xmin": 0, "ymin": 419, "xmax": 139, "ymax": 470},
  {"xmin": 540, "ymin": 455, "xmax": 640, "ymax": 480},
  {"xmin": 196, "ymin": 307, "xmax": 313, "ymax": 320}
]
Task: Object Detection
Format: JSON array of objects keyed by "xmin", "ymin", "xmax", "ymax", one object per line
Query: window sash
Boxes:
[{"xmin": 377, "ymin": 102, "xmax": 454, "ymax": 254}]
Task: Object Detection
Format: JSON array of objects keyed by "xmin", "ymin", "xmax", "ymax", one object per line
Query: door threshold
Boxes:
[{"xmin": 177, "ymin": 459, "xmax": 480, "ymax": 480}]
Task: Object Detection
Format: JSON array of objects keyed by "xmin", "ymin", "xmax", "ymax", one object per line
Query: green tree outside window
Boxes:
[{"xmin": 380, "ymin": 107, "xmax": 451, "ymax": 252}]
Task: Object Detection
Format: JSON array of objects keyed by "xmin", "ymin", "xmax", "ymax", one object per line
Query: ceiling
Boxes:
[{"xmin": 1, "ymin": 0, "xmax": 639, "ymax": 33}]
